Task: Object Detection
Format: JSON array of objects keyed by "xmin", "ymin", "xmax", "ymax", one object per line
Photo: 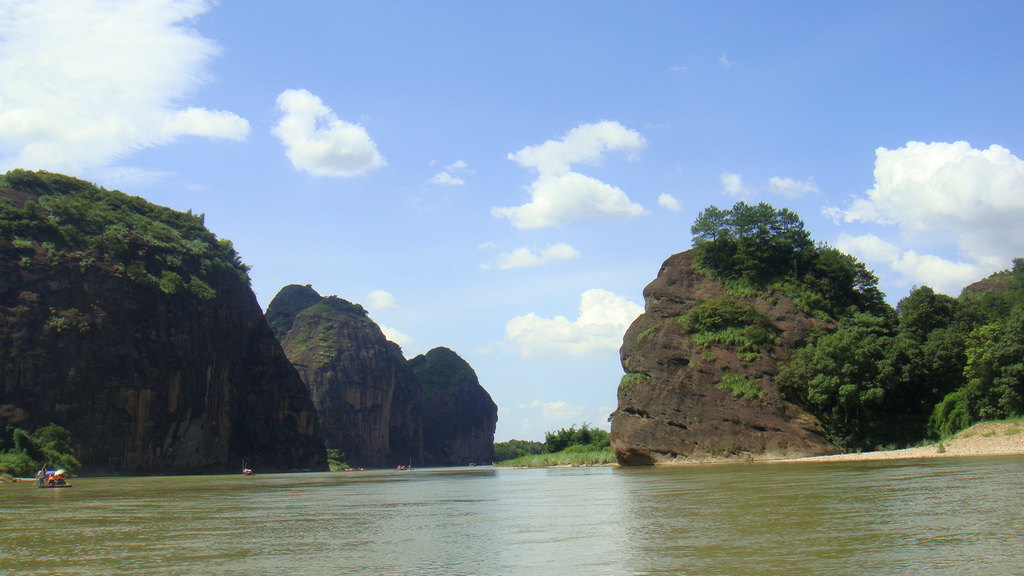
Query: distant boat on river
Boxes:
[{"xmin": 36, "ymin": 469, "xmax": 72, "ymax": 488}]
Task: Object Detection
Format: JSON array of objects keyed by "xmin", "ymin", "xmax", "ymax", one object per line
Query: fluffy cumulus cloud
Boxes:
[
  {"xmin": 823, "ymin": 139, "xmax": 1024, "ymax": 291},
  {"xmin": 272, "ymin": 89, "xmax": 386, "ymax": 177},
  {"xmin": 505, "ymin": 288, "xmax": 643, "ymax": 357},
  {"xmin": 658, "ymin": 193, "xmax": 682, "ymax": 211},
  {"xmin": 828, "ymin": 141, "xmax": 1024, "ymax": 293},
  {"xmin": 492, "ymin": 121, "xmax": 647, "ymax": 228},
  {"xmin": 0, "ymin": 0, "xmax": 249, "ymax": 173},
  {"xmin": 834, "ymin": 233, "xmax": 902, "ymax": 264},
  {"xmin": 889, "ymin": 252, "xmax": 987, "ymax": 294},
  {"xmin": 835, "ymin": 234, "xmax": 982, "ymax": 294},
  {"xmin": 769, "ymin": 176, "xmax": 819, "ymax": 198},
  {"xmin": 496, "ymin": 243, "xmax": 580, "ymax": 270}
]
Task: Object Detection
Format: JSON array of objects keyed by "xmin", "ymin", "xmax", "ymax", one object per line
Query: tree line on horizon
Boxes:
[{"xmin": 493, "ymin": 423, "xmax": 611, "ymax": 462}]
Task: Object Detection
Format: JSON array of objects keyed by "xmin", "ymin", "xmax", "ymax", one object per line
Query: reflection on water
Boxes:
[{"xmin": 2, "ymin": 457, "xmax": 1022, "ymax": 575}]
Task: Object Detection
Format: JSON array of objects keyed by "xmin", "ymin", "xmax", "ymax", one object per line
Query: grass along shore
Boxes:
[{"xmin": 495, "ymin": 446, "xmax": 616, "ymax": 468}]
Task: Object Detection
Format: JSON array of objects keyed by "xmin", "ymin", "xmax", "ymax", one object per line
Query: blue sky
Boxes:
[{"xmin": 2, "ymin": 1, "xmax": 1023, "ymax": 441}]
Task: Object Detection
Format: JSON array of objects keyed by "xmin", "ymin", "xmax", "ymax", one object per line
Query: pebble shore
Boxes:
[{"xmin": 794, "ymin": 420, "xmax": 1024, "ymax": 463}]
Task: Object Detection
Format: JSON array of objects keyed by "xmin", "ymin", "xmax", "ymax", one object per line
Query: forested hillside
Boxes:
[{"xmin": 692, "ymin": 202, "xmax": 1023, "ymax": 450}]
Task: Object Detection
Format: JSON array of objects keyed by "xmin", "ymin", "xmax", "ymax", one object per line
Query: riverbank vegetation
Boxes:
[
  {"xmin": 692, "ymin": 202, "xmax": 1024, "ymax": 452},
  {"xmin": 0, "ymin": 423, "xmax": 80, "ymax": 478},
  {"xmin": 494, "ymin": 423, "xmax": 615, "ymax": 467}
]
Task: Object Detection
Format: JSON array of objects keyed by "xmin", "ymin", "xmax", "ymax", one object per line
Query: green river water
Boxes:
[{"xmin": 2, "ymin": 456, "xmax": 1022, "ymax": 575}]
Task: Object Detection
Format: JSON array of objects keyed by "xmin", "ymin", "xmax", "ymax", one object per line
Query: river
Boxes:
[{"xmin": 2, "ymin": 456, "xmax": 1022, "ymax": 575}]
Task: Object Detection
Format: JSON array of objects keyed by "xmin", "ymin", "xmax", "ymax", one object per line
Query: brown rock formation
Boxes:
[
  {"xmin": 267, "ymin": 285, "xmax": 423, "ymax": 468},
  {"xmin": 410, "ymin": 347, "xmax": 497, "ymax": 466},
  {"xmin": 611, "ymin": 250, "xmax": 838, "ymax": 464},
  {"xmin": 0, "ymin": 171, "xmax": 326, "ymax": 474}
]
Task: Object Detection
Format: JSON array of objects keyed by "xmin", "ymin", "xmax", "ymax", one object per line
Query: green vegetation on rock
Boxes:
[
  {"xmin": 691, "ymin": 201, "xmax": 886, "ymax": 320},
  {"xmin": 0, "ymin": 169, "xmax": 249, "ymax": 301},
  {"xmin": 685, "ymin": 202, "xmax": 1023, "ymax": 451},
  {"xmin": 716, "ymin": 372, "xmax": 765, "ymax": 401},
  {"xmin": 619, "ymin": 373, "xmax": 650, "ymax": 391},
  {"xmin": 679, "ymin": 297, "xmax": 777, "ymax": 352}
]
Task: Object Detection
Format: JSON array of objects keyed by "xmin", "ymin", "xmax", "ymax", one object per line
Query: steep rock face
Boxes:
[
  {"xmin": 267, "ymin": 286, "xmax": 423, "ymax": 468},
  {"xmin": 409, "ymin": 347, "xmax": 497, "ymax": 466},
  {"xmin": 611, "ymin": 250, "xmax": 838, "ymax": 464},
  {"xmin": 0, "ymin": 171, "xmax": 326, "ymax": 474}
]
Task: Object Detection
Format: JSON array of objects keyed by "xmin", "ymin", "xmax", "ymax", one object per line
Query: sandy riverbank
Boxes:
[{"xmin": 792, "ymin": 420, "xmax": 1024, "ymax": 463}]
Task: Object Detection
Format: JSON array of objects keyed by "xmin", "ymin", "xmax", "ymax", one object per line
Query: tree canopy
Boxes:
[
  {"xmin": 0, "ymin": 423, "xmax": 80, "ymax": 477},
  {"xmin": 0, "ymin": 169, "xmax": 250, "ymax": 301},
  {"xmin": 779, "ymin": 267, "xmax": 1024, "ymax": 450},
  {"xmin": 690, "ymin": 202, "xmax": 885, "ymax": 319}
]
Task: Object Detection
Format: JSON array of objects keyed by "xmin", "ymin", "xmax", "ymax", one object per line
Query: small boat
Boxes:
[{"xmin": 36, "ymin": 469, "xmax": 72, "ymax": 488}]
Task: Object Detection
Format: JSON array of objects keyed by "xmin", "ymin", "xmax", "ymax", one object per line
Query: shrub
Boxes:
[
  {"xmin": 543, "ymin": 423, "xmax": 611, "ymax": 453},
  {"xmin": 619, "ymin": 373, "xmax": 650, "ymax": 391},
  {"xmin": 717, "ymin": 372, "xmax": 765, "ymax": 401},
  {"xmin": 678, "ymin": 297, "xmax": 777, "ymax": 352}
]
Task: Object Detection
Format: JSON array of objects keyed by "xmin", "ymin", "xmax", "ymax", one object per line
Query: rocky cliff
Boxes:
[
  {"xmin": 611, "ymin": 250, "xmax": 838, "ymax": 464},
  {"xmin": 0, "ymin": 170, "xmax": 326, "ymax": 474},
  {"xmin": 410, "ymin": 347, "xmax": 497, "ymax": 466},
  {"xmin": 267, "ymin": 285, "xmax": 423, "ymax": 468}
]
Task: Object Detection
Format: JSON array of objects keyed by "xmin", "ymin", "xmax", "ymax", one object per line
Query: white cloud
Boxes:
[
  {"xmin": 720, "ymin": 172, "xmax": 751, "ymax": 199},
  {"xmin": 492, "ymin": 173, "xmax": 646, "ymax": 228},
  {"xmin": 0, "ymin": 0, "xmax": 249, "ymax": 173},
  {"xmin": 658, "ymin": 193, "xmax": 682, "ymax": 211},
  {"xmin": 719, "ymin": 53, "xmax": 734, "ymax": 69},
  {"xmin": 505, "ymin": 288, "xmax": 643, "ymax": 357},
  {"xmin": 162, "ymin": 108, "xmax": 249, "ymax": 141},
  {"xmin": 496, "ymin": 243, "xmax": 581, "ymax": 269},
  {"xmin": 510, "ymin": 400, "xmax": 613, "ymax": 439},
  {"xmin": 829, "ymin": 141, "xmax": 1024, "ymax": 291},
  {"xmin": 492, "ymin": 121, "xmax": 647, "ymax": 228},
  {"xmin": 366, "ymin": 290, "xmax": 396, "ymax": 310},
  {"xmin": 519, "ymin": 399, "xmax": 585, "ymax": 422},
  {"xmin": 835, "ymin": 234, "xmax": 902, "ymax": 263},
  {"xmin": 430, "ymin": 172, "xmax": 464, "ymax": 186},
  {"xmin": 272, "ymin": 88, "xmax": 385, "ymax": 177},
  {"xmin": 769, "ymin": 176, "xmax": 819, "ymax": 198},
  {"xmin": 890, "ymin": 252, "xmax": 987, "ymax": 295},
  {"xmin": 507, "ymin": 121, "xmax": 646, "ymax": 175},
  {"xmin": 836, "ymin": 233, "xmax": 987, "ymax": 296},
  {"xmin": 429, "ymin": 159, "xmax": 469, "ymax": 186},
  {"xmin": 379, "ymin": 325, "xmax": 411, "ymax": 349}
]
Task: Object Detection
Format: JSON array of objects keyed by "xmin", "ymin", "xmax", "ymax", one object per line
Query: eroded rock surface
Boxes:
[
  {"xmin": 0, "ymin": 171, "xmax": 326, "ymax": 474},
  {"xmin": 612, "ymin": 250, "xmax": 838, "ymax": 464},
  {"xmin": 410, "ymin": 347, "xmax": 497, "ymax": 466}
]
